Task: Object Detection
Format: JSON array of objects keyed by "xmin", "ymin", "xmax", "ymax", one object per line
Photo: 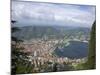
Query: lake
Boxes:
[{"xmin": 54, "ymin": 41, "xmax": 88, "ymax": 59}]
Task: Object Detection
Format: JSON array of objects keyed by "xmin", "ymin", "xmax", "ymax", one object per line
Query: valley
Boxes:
[{"xmin": 12, "ymin": 26, "xmax": 90, "ymax": 72}]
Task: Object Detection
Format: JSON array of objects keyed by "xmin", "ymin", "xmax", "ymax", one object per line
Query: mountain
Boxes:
[{"xmin": 12, "ymin": 26, "xmax": 90, "ymax": 40}]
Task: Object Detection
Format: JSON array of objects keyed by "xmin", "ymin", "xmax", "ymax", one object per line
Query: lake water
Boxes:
[{"xmin": 54, "ymin": 41, "xmax": 88, "ymax": 59}]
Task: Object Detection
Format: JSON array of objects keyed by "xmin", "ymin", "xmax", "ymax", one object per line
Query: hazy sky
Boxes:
[{"xmin": 12, "ymin": 0, "xmax": 96, "ymax": 27}]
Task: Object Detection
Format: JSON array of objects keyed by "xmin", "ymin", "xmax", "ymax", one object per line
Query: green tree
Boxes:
[
  {"xmin": 52, "ymin": 63, "xmax": 58, "ymax": 72},
  {"xmin": 75, "ymin": 21, "xmax": 96, "ymax": 70},
  {"xmin": 86, "ymin": 21, "xmax": 96, "ymax": 69},
  {"xmin": 11, "ymin": 20, "xmax": 33, "ymax": 74}
]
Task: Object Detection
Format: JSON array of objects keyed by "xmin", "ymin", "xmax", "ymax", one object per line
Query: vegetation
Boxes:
[
  {"xmin": 12, "ymin": 26, "xmax": 90, "ymax": 40},
  {"xmin": 74, "ymin": 21, "xmax": 96, "ymax": 70},
  {"xmin": 11, "ymin": 21, "xmax": 33, "ymax": 74},
  {"xmin": 11, "ymin": 20, "xmax": 96, "ymax": 73},
  {"xmin": 86, "ymin": 21, "xmax": 96, "ymax": 69}
]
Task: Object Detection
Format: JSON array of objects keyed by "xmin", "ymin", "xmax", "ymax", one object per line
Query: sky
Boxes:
[{"xmin": 12, "ymin": 0, "xmax": 96, "ymax": 27}]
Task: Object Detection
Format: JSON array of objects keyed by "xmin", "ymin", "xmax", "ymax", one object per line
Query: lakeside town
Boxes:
[{"xmin": 15, "ymin": 38, "xmax": 88, "ymax": 72}]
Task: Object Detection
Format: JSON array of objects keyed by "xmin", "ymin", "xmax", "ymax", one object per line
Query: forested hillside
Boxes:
[
  {"xmin": 75, "ymin": 21, "xmax": 96, "ymax": 70},
  {"xmin": 13, "ymin": 26, "xmax": 90, "ymax": 40},
  {"xmin": 87, "ymin": 21, "xmax": 96, "ymax": 69}
]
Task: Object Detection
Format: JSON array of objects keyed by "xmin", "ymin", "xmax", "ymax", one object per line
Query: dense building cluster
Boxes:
[{"xmin": 17, "ymin": 39, "xmax": 87, "ymax": 72}]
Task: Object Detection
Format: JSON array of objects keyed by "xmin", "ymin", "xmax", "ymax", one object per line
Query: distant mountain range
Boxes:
[
  {"xmin": 12, "ymin": 25, "xmax": 90, "ymax": 59},
  {"xmin": 12, "ymin": 26, "xmax": 90, "ymax": 40}
]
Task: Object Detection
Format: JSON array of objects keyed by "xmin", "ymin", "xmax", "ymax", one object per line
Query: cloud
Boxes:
[{"xmin": 12, "ymin": 0, "xmax": 96, "ymax": 27}]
